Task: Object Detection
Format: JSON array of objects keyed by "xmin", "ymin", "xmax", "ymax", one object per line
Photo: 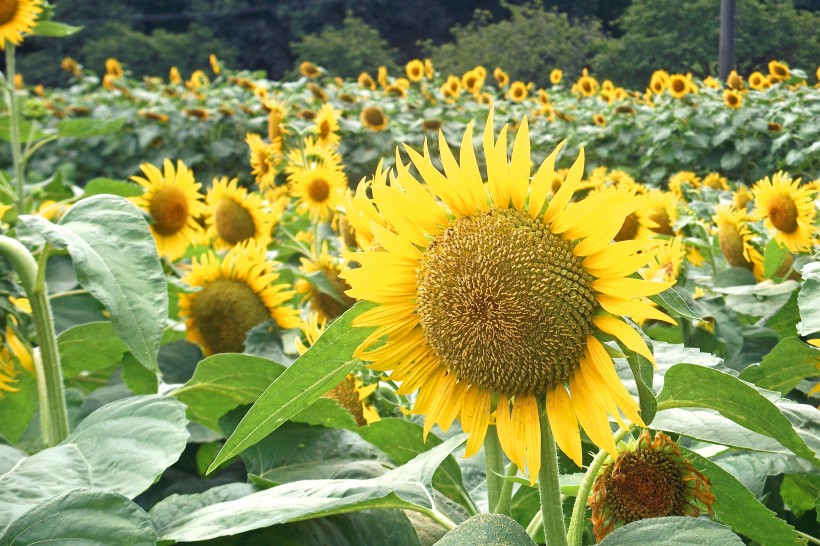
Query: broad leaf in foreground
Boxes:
[{"xmin": 599, "ymin": 517, "xmax": 743, "ymax": 546}]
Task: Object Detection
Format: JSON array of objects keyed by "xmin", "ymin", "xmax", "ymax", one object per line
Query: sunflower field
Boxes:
[{"xmin": 0, "ymin": 3, "xmax": 819, "ymax": 546}]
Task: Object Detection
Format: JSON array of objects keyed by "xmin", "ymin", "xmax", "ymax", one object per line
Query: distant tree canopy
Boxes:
[{"xmin": 12, "ymin": 0, "xmax": 820, "ymax": 89}]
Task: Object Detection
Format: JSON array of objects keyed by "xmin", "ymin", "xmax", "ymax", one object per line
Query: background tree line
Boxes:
[{"xmin": 15, "ymin": 0, "xmax": 820, "ymax": 89}]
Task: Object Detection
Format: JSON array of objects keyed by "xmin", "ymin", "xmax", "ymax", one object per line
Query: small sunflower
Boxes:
[
  {"xmin": 130, "ymin": 159, "xmax": 206, "ymax": 261},
  {"xmin": 589, "ymin": 430, "xmax": 715, "ymax": 542},
  {"xmin": 0, "ymin": 326, "xmax": 34, "ymax": 397},
  {"xmin": 577, "ymin": 74, "xmax": 599, "ymax": 97},
  {"xmin": 461, "ymin": 69, "xmax": 484, "ymax": 95},
  {"xmin": 550, "ymin": 69, "xmax": 562, "ymax": 85},
  {"xmin": 768, "ymin": 60, "xmax": 789, "ymax": 81},
  {"xmin": 406, "ymin": 59, "xmax": 425, "ymax": 82},
  {"xmin": 493, "ymin": 67, "xmax": 509, "ymax": 88},
  {"xmin": 294, "ymin": 243, "xmax": 356, "ymax": 321},
  {"xmin": 748, "ymin": 71, "xmax": 765, "ymax": 90},
  {"xmin": 300, "ymin": 61, "xmax": 321, "ymax": 78},
  {"xmin": 714, "ymin": 204, "xmax": 764, "ymax": 279},
  {"xmin": 752, "ymin": 172, "xmax": 816, "ymax": 253},
  {"xmin": 179, "ymin": 240, "xmax": 299, "ymax": 355},
  {"xmin": 726, "ymin": 70, "xmax": 744, "ymax": 90},
  {"xmin": 377, "ymin": 66, "xmax": 388, "ymax": 88},
  {"xmin": 209, "ymin": 54, "xmax": 221, "ymax": 75},
  {"xmin": 641, "ymin": 236, "xmax": 685, "ymax": 283},
  {"xmin": 723, "ymin": 89, "xmax": 742, "ymax": 109},
  {"xmin": 424, "ymin": 58, "xmax": 435, "ymax": 79},
  {"xmin": 313, "ymin": 103, "xmax": 340, "ymax": 149},
  {"xmin": 593, "ymin": 113, "xmax": 606, "ymax": 127},
  {"xmin": 733, "ymin": 185, "xmax": 753, "ymax": 210},
  {"xmin": 667, "ymin": 74, "xmax": 690, "ymax": 99},
  {"xmin": 642, "ymin": 190, "xmax": 679, "ymax": 236},
  {"xmin": 667, "ymin": 171, "xmax": 701, "ymax": 198},
  {"xmin": 701, "ymin": 172, "xmax": 729, "ymax": 191},
  {"xmin": 360, "ymin": 105, "xmax": 388, "ymax": 132},
  {"xmin": 357, "ymin": 72, "xmax": 376, "ymax": 90},
  {"xmin": 246, "ymin": 132, "xmax": 281, "ymax": 191},
  {"xmin": 169, "ymin": 66, "xmax": 182, "ymax": 84},
  {"xmin": 288, "ymin": 154, "xmax": 347, "ymax": 223},
  {"xmin": 508, "ymin": 80, "xmax": 528, "ymax": 102},
  {"xmin": 341, "ymin": 112, "xmax": 674, "ymax": 481},
  {"xmin": 649, "ymin": 70, "xmax": 668, "ymax": 94},
  {"xmin": 0, "ymin": 0, "xmax": 41, "ymax": 49},
  {"xmin": 203, "ymin": 177, "xmax": 277, "ymax": 249}
]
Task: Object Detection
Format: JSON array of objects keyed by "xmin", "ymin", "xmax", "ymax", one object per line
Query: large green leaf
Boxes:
[
  {"xmin": 657, "ymin": 364, "xmax": 817, "ymax": 463},
  {"xmin": 649, "ymin": 287, "xmax": 701, "ymax": 320},
  {"xmin": 797, "ymin": 261, "xmax": 820, "ymax": 336},
  {"xmin": 20, "ymin": 195, "xmax": 168, "ymax": 371},
  {"xmin": 0, "ymin": 370, "xmax": 37, "ymax": 443},
  {"xmin": 599, "ymin": 517, "xmax": 743, "ymax": 545},
  {"xmin": 0, "ymin": 396, "xmax": 188, "ymax": 528},
  {"xmin": 58, "ymin": 321, "xmax": 128, "ymax": 378},
  {"xmin": 56, "ymin": 118, "xmax": 126, "ymax": 138},
  {"xmin": 208, "ymin": 302, "xmax": 377, "ymax": 472},
  {"xmin": 154, "ymin": 434, "xmax": 467, "ymax": 542},
  {"xmin": 172, "ymin": 353, "xmax": 286, "ymax": 430},
  {"xmin": 436, "ymin": 514, "xmax": 536, "ymax": 546},
  {"xmin": 31, "ymin": 21, "xmax": 82, "ymax": 37},
  {"xmin": 682, "ymin": 448, "xmax": 803, "ymax": 546},
  {"xmin": 739, "ymin": 337, "xmax": 820, "ymax": 393},
  {"xmin": 0, "ymin": 489, "xmax": 157, "ymax": 545}
]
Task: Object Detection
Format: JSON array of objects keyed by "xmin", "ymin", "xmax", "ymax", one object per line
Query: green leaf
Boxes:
[
  {"xmin": 682, "ymin": 448, "xmax": 803, "ymax": 546},
  {"xmin": 172, "ymin": 353, "xmax": 286, "ymax": 430},
  {"xmin": 649, "ymin": 287, "xmax": 701, "ymax": 320},
  {"xmin": 0, "ymin": 115, "xmax": 48, "ymax": 142},
  {"xmin": 31, "ymin": 21, "xmax": 82, "ymax": 37},
  {"xmin": 740, "ymin": 338, "xmax": 820, "ymax": 393},
  {"xmin": 58, "ymin": 321, "xmax": 128, "ymax": 378},
  {"xmin": 599, "ymin": 517, "xmax": 743, "ymax": 545},
  {"xmin": 0, "ymin": 396, "xmax": 188, "ymax": 528},
  {"xmin": 20, "ymin": 195, "xmax": 168, "ymax": 371},
  {"xmin": 208, "ymin": 301, "xmax": 377, "ymax": 473},
  {"xmin": 0, "ymin": 489, "xmax": 157, "ymax": 545},
  {"xmin": 81, "ymin": 178, "xmax": 142, "ymax": 199},
  {"xmin": 437, "ymin": 514, "xmax": 536, "ymax": 546},
  {"xmin": 780, "ymin": 474, "xmax": 820, "ymax": 518},
  {"xmin": 617, "ymin": 321, "xmax": 657, "ymax": 424},
  {"xmin": 154, "ymin": 434, "xmax": 467, "ymax": 542},
  {"xmin": 657, "ymin": 364, "xmax": 817, "ymax": 463},
  {"xmin": 0, "ymin": 446, "xmax": 25, "ymax": 475},
  {"xmin": 763, "ymin": 240, "xmax": 791, "ymax": 279},
  {"xmin": 797, "ymin": 261, "xmax": 820, "ymax": 336},
  {"xmin": 0, "ymin": 370, "xmax": 37, "ymax": 443},
  {"xmin": 121, "ymin": 353, "xmax": 158, "ymax": 395},
  {"xmin": 56, "ymin": 118, "xmax": 126, "ymax": 139}
]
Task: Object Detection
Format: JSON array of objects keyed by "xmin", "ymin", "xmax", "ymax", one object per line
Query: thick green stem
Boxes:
[
  {"xmin": 4, "ymin": 45, "xmax": 26, "ymax": 214},
  {"xmin": 0, "ymin": 237, "xmax": 68, "ymax": 446},
  {"xmin": 484, "ymin": 425, "xmax": 505, "ymax": 513},
  {"xmin": 492, "ymin": 462, "xmax": 517, "ymax": 516},
  {"xmin": 538, "ymin": 401, "xmax": 568, "ymax": 546},
  {"xmin": 699, "ymin": 223, "xmax": 719, "ymax": 276},
  {"xmin": 566, "ymin": 427, "xmax": 632, "ymax": 546},
  {"xmin": 526, "ymin": 510, "xmax": 543, "ymax": 539}
]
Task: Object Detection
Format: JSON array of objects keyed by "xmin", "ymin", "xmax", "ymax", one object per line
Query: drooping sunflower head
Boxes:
[
  {"xmin": 179, "ymin": 240, "xmax": 299, "ymax": 356},
  {"xmin": 701, "ymin": 172, "xmax": 729, "ymax": 191},
  {"xmin": 203, "ymin": 177, "xmax": 277, "ymax": 249},
  {"xmin": 0, "ymin": 0, "xmax": 42, "ymax": 49},
  {"xmin": 360, "ymin": 105, "xmax": 388, "ymax": 132},
  {"xmin": 341, "ymin": 112, "xmax": 675, "ymax": 481},
  {"xmin": 300, "ymin": 61, "xmax": 321, "ymax": 78},
  {"xmin": 752, "ymin": 172, "xmax": 817, "ymax": 253},
  {"xmin": 589, "ymin": 430, "xmax": 715, "ymax": 542},
  {"xmin": 130, "ymin": 159, "xmax": 206, "ymax": 261},
  {"xmin": 313, "ymin": 103, "xmax": 340, "ymax": 149}
]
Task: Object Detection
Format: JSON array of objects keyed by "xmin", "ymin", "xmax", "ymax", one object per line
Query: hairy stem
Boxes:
[{"xmin": 538, "ymin": 400, "xmax": 568, "ymax": 546}]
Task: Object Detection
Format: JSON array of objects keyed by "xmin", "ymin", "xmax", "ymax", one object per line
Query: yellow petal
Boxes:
[
  {"xmin": 593, "ymin": 277, "xmax": 674, "ymax": 298},
  {"xmin": 546, "ymin": 387, "xmax": 582, "ymax": 466},
  {"xmin": 594, "ymin": 315, "xmax": 655, "ymax": 365},
  {"xmin": 509, "ymin": 116, "xmax": 530, "ymax": 211},
  {"xmin": 597, "ymin": 294, "xmax": 677, "ymax": 325},
  {"xmin": 544, "ymin": 146, "xmax": 584, "ymax": 225},
  {"xmin": 528, "ymin": 140, "xmax": 565, "ymax": 218},
  {"xmin": 462, "ymin": 388, "xmax": 491, "ymax": 458}
]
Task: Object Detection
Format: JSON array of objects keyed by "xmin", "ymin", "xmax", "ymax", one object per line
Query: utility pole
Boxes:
[{"xmin": 718, "ymin": 0, "xmax": 736, "ymax": 80}]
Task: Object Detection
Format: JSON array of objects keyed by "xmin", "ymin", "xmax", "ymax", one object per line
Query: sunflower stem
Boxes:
[
  {"xmin": 526, "ymin": 510, "xmax": 543, "ymax": 539},
  {"xmin": 566, "ymin": 427, "xmax": 632, "ymax": 546},
  {"xmin": 484, "ymin": 425, "xmax": 505, "ymax": 514},
  {"xmin": 4, "ymin": 45, "xmax": 27, "ymax": 214},
  {"xmin": 492, "ymin": 461, "xmax": 517, "ymax": 515},
  {"xmin": 537, "ymin": 401, "xmax": 568, "ymax": 546},
  {"xmin": 699, "ymin": 222, "xmax": 719, "ymax": 276},
  {"xmin": 0, "ymin": 237, "xmax": 68, "ymax": 446},
  {"xmin": 797, "ymin": 530, "xmax": 820, "ymax": 546}
]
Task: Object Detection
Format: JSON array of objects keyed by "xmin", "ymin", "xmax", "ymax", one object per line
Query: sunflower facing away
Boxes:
[
  {"xmin": 714, "ymin": 204, "xmax": 764, "ymax": 279},
  {"xmin": 203, "ymin": 177, "xmax": 277, "ymax": 249},
  {"xmin": 341, "ymin": 112, "xmax": 675, "ymax": 482},
  {"xmin": 130, "ymin": 159, "xmax": 206, "ymax": 261},
  {"xmin": 179, "ymin": 240, "xmax": 299, "ymax": 355},
  {"xmin": 752, "ymin": 172, "xmax": 816, "ymax": 253},
  {"xmin": 0, "ymin": 0, "xmax": 42, "ymax": 49}
]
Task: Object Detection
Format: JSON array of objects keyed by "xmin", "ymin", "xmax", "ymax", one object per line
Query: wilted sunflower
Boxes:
[
  {"xmin": 341, "ymin": 113, "xmax": 674, "ymax": 481},
  {"xmin": 360, "ymin": 105, "xmax": 388, "ymax": 132},
  {"xmin": 550, "ymin": 69, "xmax": 562, "ymax": 85},
  {"xmin": 752, "ymin": 172, "xmax": 816, "ymax": 253},
  {"xmin": 723, "ymin": 89, "xmax": 742, "ymax": 109},
  {"xmin": 179, "ymin": 240, "xmax": 299, "ymax": 355},
  {"xmin": 714, "ymin": 205, "xmax": 764, "ymax": 279},
  {"xmin": 313, "ymin": 103, "xmax": 340, "ymax": 149},
  {"xmin": 203, "ymin": 177, "xmax": 277, "ymax": 249},
  {"xmin": 589, "ymin": 430, "xmax": 715, "ymax": 542},
  {"xmin": 130, "ymin": 159, "xmax": 206, "ymax": 261},
  {"xmin": 0, "ymin": 0, "xmax": 41, "ymax": 48}
]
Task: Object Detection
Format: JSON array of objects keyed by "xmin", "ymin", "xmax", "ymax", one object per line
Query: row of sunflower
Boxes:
[{"xmin": 0, "ymin": 3, "xmax": 819, "ymax": 544}]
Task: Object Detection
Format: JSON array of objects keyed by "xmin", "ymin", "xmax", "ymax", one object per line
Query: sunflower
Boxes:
[
  {"xmin": 649, "ymin": 70, "xmax": 668, "ymax": 94},
  {"xmin": 642, "ymin": 189, "xmax": 679, "ymax": 236},
  {"xmin": 406, "ymin": 59, "xmax": 425, "ymax": 82},
  {"xmin": 424, "ymin": 58, "xmax": 435, "ymax": 79},
  {"xmin": 179, "ymin": 241, "xmax": 298, "ymax": 355},
  {"xmin": 508, "ymin": 81, "xmax": 528, "ymax": 102},
  {"xmin": 461, "ymin": 69, "xmax": 484, "ymax": 95},
  {"xmin": 341, "ymin": 112, "xmax": 674, "ymax": 481},
  {"xmin": 0, "ymin": 325, "xmax": 33, "ymax": 397},
  {"xmin": 642, "ymin": 236, "xmax": 685, "ymax": 283},
  {"xmin": 667, "ymin": 74, "xmax": 690, "ymax": 99},
  {"xmin": 589, "ymin": 430, "xmax": 715, "ymax": 542},
  {"xmin": 768, "ymin": 60, "xmax": 789, "ymax": 81},
  {"xmin": 130, "ymin": 159, "xmax": 206, "ymax": 261},
  {"xmin": 294, "ymin": 242, "xmax": 356, "ymax": 321},
  {"xmin": 752, "ymin": 172, "xmax": 816, "ymax": 253},
  {"xmin": 733, "ymin": 185, "xmax": 752, "ymax": 210},
  {"xmin": 590, "ymin": 187, "xmax": 656, "ymax": 242},
  {"xmin": 0, "ymin": 0, "xmax": 41, "ymax": 48},
  {"xmin": 203, "ymin": 177, "xmax": 277, "ymax": 250},
  {"xmin": 723, "ymin": 89, "xmax": 742, "ymax": 109},
  {"xmin": 550, "ymin": 69, "xmax": 562, "ymax": 85},
  {"xmin": 313, "ymin": 103, "xmax": 340, "ymax": 149},
  {"xmin": 300, "ymin": 61, "xmax": 321, "ymax": 78},
  {"xmin": 667, "ymin": 171, "xmax": 701, "ymax": 198},
  {"xmin": 748, "ymin": 71, "xmax": 765, "ymax": 90},
  {"xmin": 377, "ymin": 66, "xmax": 388, "ymax": 88},
  {"xmin": 357, "ymin": 72, "xmax": 376, "ymax": 90},
  {"xmin": 726, "ymin": 70, "xmax": 743, "ymax": 90},
  {"xmin": 61, "ymin": 56, "xmax": 81, "ymax": 77},
  {"xmin": 493, "ymin": 67, "xmax": 509, "ymax": 88},
  {"xmin": 593, "ymin": 113, "xmax": 606, "ymax": 127},
  {"xmin": 714, "ymin": 205, "xmax": 764, "ymax": 279},
  {"xmin": 577, "ymin": 74, "xmax": 599, "ymax": 97},
  {"xmin": 288, "ymin": 156, "xmax": 347, "ymax": 223},
  {"xmin": 701, "ymin": 172, "xmax": 729, "ymax": 191},
  {"xmin": 246, "ymin": 132, "xmax": 281, "ymax": 191},
  {"xmin": 360, "ymin": 105, "xmax": 388, "ymax": 131}
]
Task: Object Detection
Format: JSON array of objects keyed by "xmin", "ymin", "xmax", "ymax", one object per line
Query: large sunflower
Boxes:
[
  {"xmin": 203, "ymin": 177, "xmax": 277, "ymax": 249},
  {"xmin": 752, "ymin": 172, "xmax": 816, "ymax": 253},
  {"xmin": 179, "ymin": 240, "xmax": 299, "ymax": 355},
  {"xmin": 341, "ymin": 113, "xmax": 674, "ymax": 481},
  {"xmin": 130, "ymin": 159, "xmax": 206, "ymax": 261},
  {"xmin": 0, "ymin": 0, "xmax": 42, "ymax": 49}
]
